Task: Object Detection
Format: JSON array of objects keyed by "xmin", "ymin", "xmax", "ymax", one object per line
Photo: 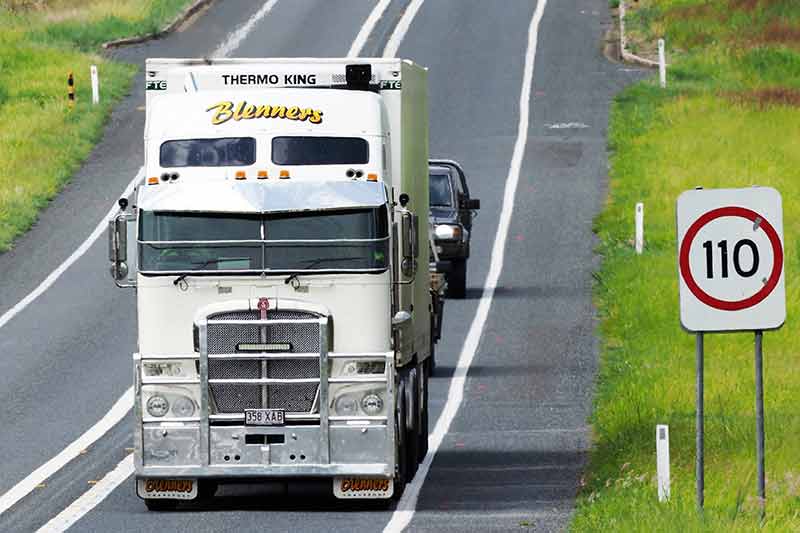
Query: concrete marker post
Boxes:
[
  {"xmin": 656, "ymin": 425, "xmax": 670, "ymax": 501},
  {"xmin": 635, "ymin": 202, "xmax": 644, "ymax": 254},
  {"xmin": 90, "ymin": 65, "xmax": 99, "ymax": 104},
  {"xmin": 658, "ymin": 39, "xmax": 667, "ymax": 88}
]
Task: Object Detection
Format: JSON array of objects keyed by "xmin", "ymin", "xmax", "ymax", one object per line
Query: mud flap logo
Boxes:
[
  {"xmin": 137, "ymin": 478, "xmax": 198, "ymax": 500},
  {"xmin": 333, "ymin": 477, "xmax": 393, "ymax": 499}
]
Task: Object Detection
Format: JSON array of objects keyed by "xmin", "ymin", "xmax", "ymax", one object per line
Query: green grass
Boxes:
[
  {"xmin": 573, "ymin": 1, "xmax": 800, "ymax": 531},
  {"xmin": 0, "ymin": 1, "xmax": 193, "ymax": 252}
]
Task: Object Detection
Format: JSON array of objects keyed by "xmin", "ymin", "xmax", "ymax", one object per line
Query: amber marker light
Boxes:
[
  {"xmin": 235, "ymin": 171, "xmax": 247, "ymax": 180},
  {"xmin": 257, "ymin": 170, "xmax": 268, "ymax": 179},
  {"xmin": 279, "ymin": 170, "xmax": 290, "ymax": 179},
  {"xmin": 367, "ymin": 173, "xmax": 378, "ymax": 182},
  {"xmin": 147, "ymin": 177, "xmax": 159, "ymax": 185}
]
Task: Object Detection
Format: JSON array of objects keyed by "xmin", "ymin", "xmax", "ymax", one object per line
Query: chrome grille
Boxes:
[{"xmin": 206, "ymin": 310, "xmax": 321, "ymax": 415}]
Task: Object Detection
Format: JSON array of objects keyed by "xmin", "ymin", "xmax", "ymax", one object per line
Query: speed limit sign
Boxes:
[{"xmin": 677, "ymin": 187, "xmax": 785, "ymax": 332}]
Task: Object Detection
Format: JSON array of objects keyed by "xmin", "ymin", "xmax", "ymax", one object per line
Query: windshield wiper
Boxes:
[
  {"xmin": 173, "ymin": 257, "xmax": 250, "ymax": 286},
  {"xmin": 283, "ymin": 257, "xmax": 365, "ymax": 284}
]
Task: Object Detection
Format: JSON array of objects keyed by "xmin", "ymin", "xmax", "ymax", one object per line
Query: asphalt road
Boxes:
[{"xmin": 0, "ymin": 1, "xmax": 641, "ymax": 531}]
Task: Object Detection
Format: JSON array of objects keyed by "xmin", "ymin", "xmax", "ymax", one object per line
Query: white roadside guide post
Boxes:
[
  {"xmin": 658, "ymin": 39, "xmax": 666, "ymax": 89},
  {"xmin": 90, "ymin": 65, "xmax": 99, "ymax": 104},
  {"xmin": 635, "ymin": 202, "xmax": 644, "ymax": 254},
  {"xmin": 677, "ymin": 186, "xmax": 785, "ymax": 518},
  {"xmin": 656, "ymin": 425, "xmax": 670, "ymax": 501}
]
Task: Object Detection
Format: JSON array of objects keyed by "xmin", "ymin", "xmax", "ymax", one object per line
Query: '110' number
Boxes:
[{"xmin": 702, "ymin": 239, "xmax": 759, "ymax": 279}]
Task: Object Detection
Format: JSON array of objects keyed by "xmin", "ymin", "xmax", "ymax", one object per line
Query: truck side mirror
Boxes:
[
  {"xmin": 108, "ymin": 213, "xmax": 136, "ymax": 287},
  {"xmin": 400, "ymin": 212, "xmax": 418, "ymax": 277},
  {"xmin": 461, "ymin": 198, "xmax": 480, "ymax": 210}
]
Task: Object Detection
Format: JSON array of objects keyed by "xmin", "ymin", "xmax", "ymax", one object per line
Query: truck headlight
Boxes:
[
  {"xmin": 146, "ymin": 395, "xmax": 169, "ymax": 417},
  {"xmin": 141, "ymin": 385, "xmax": 201, "ymax": 420},
  {"xmin": 171, "ymin": 396, "xmax": 196, "ymax": 417},
  {"xmin": 331, "ymin": 386, "xmax": 387, "ymax": 417},
  {"xmin": 334, "ymin": 394, "xmax": 360, "ymax": 416},
  {"xmin": 142, "ymin": 359, "xmax": 196, "ymax": 379},
  {"xmin": 330, "ymin": 359, "xmax": 386, "ymax": 377},
  {"xmin": 361, "ymin": 393, "xmax": 384, "ymax": 415},
  {"xmin": 434, "ymin": 224, "xmax": 462, "ymax": 241}
]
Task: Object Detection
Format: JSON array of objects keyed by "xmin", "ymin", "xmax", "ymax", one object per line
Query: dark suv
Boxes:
[{"xmin": 429, "ymin": 159, "xmax": 480, "ymax": 298}]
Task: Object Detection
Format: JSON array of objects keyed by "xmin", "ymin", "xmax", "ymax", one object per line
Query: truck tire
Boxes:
[
  {"xmin": 144, "ymin": 499, "xmax": 179, "ymax": 511},
  {"xmin": 417, "ymin": 360, "xmax": 429, "ymax": 460},
  {"xmin": 404, "ymin": 366, "xmax": 421, "ymax": 477},
  {"xmin": 447, "ymin": 259, "xmax": 467, "ymax": 299},
  {"xmin": 392, "ymin": 378, "xmax": 408, "ymax": 500}
]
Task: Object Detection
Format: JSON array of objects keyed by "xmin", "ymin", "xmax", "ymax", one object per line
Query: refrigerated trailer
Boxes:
[{"xmin": 107, "ymin": 58, "xmax": 441, "ymax": 509}]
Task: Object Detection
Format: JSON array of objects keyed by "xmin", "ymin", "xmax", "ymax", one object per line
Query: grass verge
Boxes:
[
  {"xmin": 573, "ymin": 1, "xmax": 800, "ymax": 531},
  {"xmin": 0, "ymin": 1, "xmax": 193, "ymax": 252}
]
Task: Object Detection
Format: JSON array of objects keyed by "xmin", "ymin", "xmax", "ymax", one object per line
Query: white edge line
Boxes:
[
  {"xmin": 347, "ymin": 0, "xmax": 393, "ymax": 57},
  {"xmin": 0, "ymin": 387, "xmax": 134, "ymax": 516},
  {"xmin": 0, "ymin": 167, "xmax": 142, "ymax": 331},
  {"xmin": 382, "ymin": 0, "xmax": 549, "ymax": 530},
  {"xmin": 211, "ymin": 0, "xmax": 280, "ymax": 58},
  {"xmin": 36, "ymin": 455, "xmax": 135, "ymax": 533},
  {"xmin": 382, "ymin": 0, "xmax": 425, "ymax": 58}
]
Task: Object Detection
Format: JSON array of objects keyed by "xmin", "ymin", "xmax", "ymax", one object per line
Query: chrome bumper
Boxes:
[{"xmin": 133, "ymin": 314, "xmax": 395, "ymax": 480}]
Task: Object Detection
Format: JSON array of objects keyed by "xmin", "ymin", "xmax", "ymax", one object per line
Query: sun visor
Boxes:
[{"xmin": 138, "ymin": 179, "xmax": 387, "ymax": 214}]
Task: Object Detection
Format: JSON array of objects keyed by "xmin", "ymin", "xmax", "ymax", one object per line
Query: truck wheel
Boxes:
[
  {"xmin": 392, "ymin": 374, "xmax": 409, "ymax": 500},
  {"xmin": 417, "ymin": 360, "xmax": 429, "ymax": 460},
  {"xmin": 447, "ymin": 259, "xmax": 467, "ymax": 299},
  {"xmin": 404, "ymin": 366, "xmax": 421, "ymax": 476},
  {"xmin": 144, "ymin": 499, "xmax": 179, "ymax": 512}
]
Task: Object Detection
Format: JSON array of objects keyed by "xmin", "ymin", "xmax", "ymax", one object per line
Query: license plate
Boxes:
[
  {"xmin": 333, "ymin": 477, "xmax": 394, "ymax": 499},
  {"xmin": 244, "ymin": 408, "xmax": 285, "ymax": 426},
  {"xmin": 137, "ymin": 478, "xmax": 197, "ymax": 500}
]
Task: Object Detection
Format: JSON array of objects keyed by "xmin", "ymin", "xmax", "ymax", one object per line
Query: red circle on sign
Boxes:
[{"xmin": 679, "ymin": 206, "xmax": 783, "ymax": 311}]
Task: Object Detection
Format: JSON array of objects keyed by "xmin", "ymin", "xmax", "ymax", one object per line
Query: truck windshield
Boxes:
[
  {"xmin": 429, "ymin": 172, "xmax": 453, "ymax": 207},
  {"xmin": 272, "ymin": 136, "xmax": 369, "ymax": 165},
  {"xmin": 139, "ymin": 209, "xmax": 388, "ymax": 274},
  {"xmin": 160, "ymin": 137, "xmax": 256, "ymax": 167}
]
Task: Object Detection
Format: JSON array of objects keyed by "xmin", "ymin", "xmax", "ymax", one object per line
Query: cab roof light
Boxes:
[
  {"xmin": 235, "ymin": 171, "xmax": 247, "ymax": 180},
  {"xmin": 257, "ymin": 170, "xmax": 268, "ymax": 179},
  {"xmin": 367, "ymin": 173, "xmax": 378, "ymax": 182},
  {"xmin": 279, "ymin": 170, "xmax": 290, "ymax": 179},
  {"xmin": 147, "ymin": 177, "xmax": 159, "ymax": 185}
]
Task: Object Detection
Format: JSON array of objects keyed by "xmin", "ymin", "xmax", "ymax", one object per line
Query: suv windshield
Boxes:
[
  {"xmin": 429, "ymin": 172, "xmax": 453, "ymax": 207},
  {"xmin": 139, "ymin": 208, "xmax": 388, "ymax": 273}
]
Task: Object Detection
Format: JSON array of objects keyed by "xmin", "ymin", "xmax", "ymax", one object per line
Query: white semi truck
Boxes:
[{"xmin": 108, "ymin": 58, "xmax": 444, "ymax": 509}]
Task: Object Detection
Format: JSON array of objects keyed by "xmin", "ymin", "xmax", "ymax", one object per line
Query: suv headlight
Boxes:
[{"xmin": 434, "ymin": 224, "xmax": 462, "ymax": 241}]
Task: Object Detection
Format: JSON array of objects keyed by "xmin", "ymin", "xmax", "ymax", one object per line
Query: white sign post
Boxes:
[{"xmin": 676, "ymin": 186, "xmax": 784, "ymax": 517}]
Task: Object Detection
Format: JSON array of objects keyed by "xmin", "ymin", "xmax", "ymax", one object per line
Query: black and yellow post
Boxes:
[{"xmin": 67, "ymin": 71, "xmax": 75, "ymax": 109}]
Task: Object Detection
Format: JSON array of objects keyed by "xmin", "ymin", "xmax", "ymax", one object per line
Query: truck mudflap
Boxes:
[
  {"xmin": 333, "ymin": 476, "xmax": 394, "ymax": 499},
  {"xmin": 137, "ymin": 478, "xmax": 198, "ymax": 500}
]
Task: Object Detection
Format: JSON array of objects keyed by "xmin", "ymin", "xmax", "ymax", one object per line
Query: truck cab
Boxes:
[{"xmin": 109, "ymin": 59, "xmax": 436, "ymax": 508}]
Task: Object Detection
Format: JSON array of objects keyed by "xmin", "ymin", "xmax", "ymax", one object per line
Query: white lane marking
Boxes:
[
  {"xmin": 211, "ymin": 0, "xmax": 280, "ymax": 58},
  {"xmin": 383, "ymin": 0, "xmax": 549, "ymax": 530},
  {"xmin": 36, "ymin": 455, "xmax": 134, "ymax": 533},
  {"xmin": 382, "ymin": 0, "xmax": 425, "ymax": 58},
  {"xmin": 547, "ymin": 122, "xmax": 590, "ymax": 129},
  {"xmin": 0, "ymin": 168, "xmax": 141, "ymax": 331},
  {"xmin": 0, "ymin": 388, "xmax": 133, "ymax": 516},
  {"xmin": 348, "ymin": 0, "xmax": 393, "ymax": 57}
]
